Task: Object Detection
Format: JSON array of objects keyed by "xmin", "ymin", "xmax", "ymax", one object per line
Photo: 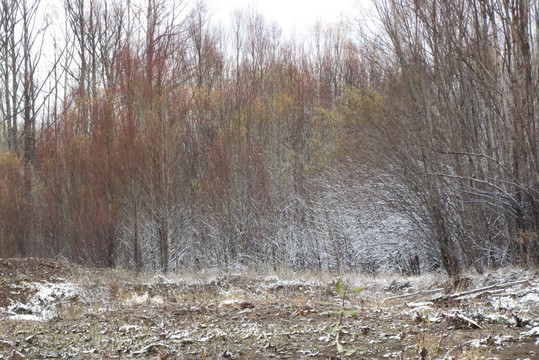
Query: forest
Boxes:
[{"xmin": 0, "ymin": 0, "xmax": 537, "ymax": 276}]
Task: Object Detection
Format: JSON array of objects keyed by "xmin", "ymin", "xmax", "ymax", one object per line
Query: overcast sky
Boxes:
[
  {"xmin": 40, "ymin": 1, "xmax": 373, "ymax": 40},
  {"xmin": 205, "ymin": 0, "xmax": 371, "ymax": 37}
]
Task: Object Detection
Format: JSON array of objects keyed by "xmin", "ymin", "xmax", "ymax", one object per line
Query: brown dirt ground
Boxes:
[{"xmin": 0, "ymin": 258, "xmax": 538, "ymax": 359}]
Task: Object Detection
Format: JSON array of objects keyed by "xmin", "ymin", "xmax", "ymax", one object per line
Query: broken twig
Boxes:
[
  {"xmin": 385, "ymin": 288, "xmax": 444, "ymax": 301},
  {"xmin": 434, "ymin": 279, "xmax": 529, "ymax": 303},
  {"xmin": 443, "ymin": 311, "xmax": 483, "ymax": 329}
]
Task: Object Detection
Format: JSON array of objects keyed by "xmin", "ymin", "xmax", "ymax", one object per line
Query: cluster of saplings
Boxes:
[{"xmin": 0, "ymin": 0, "xmax": 537, "ymax": 276}]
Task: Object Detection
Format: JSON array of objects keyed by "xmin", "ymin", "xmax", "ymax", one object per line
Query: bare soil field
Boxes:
[{"xmin": 0, "ymin": 258, "xmax": 538, "ymax": 359}]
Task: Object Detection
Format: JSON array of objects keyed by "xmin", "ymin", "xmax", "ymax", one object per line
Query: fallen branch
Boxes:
[
  {"xmin": 406, "ymin": 301, "xmax": 434, "ymax": 308},
  {"xmin": 434, "ymin": 279, "xmax": 529, "ymax": 302},
  {"xmin": 132, "ymin": 343, "xmax": 164, "ymax": 356},
  {"xmin": 454, "ymin": 312, "xmax": 483, "ymax": 329},
  {"xmin": 455, "ymin": 288, "xmax": 508, "ymax": 300},
  {"xmin": 443, "ymin": 311, "xmax": 483, "ymax": 329},
  {"xmin": 489, "ymin": 292, "xmax": 516, "ymax": 298},
  {"xmin": 385, "ymin": 288, "xmax": 444, "ymax": 301}
]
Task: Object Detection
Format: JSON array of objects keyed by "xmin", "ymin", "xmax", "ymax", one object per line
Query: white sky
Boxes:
[
  {"xmin": 205, "ymin": 0, "xmax": 372, "ymax": 37},
  {"xmin": 40, "ymin": 1, "xmax": 374, "ymax": 40}
]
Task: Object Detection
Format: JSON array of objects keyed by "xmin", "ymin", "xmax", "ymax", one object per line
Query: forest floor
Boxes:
[{"xmin": 0, "ymin": 258, "xmax": 538, "ymax": 359}]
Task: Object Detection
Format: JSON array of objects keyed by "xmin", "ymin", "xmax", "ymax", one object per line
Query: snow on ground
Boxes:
[
  {"xmin": 6, "ymin": 281, "xmax": 82, "ymax": 321},
  {"xmin": 122, "ymin": 292, "xmax": 165, "ymax": 306},
  {"xmin": 1, "ymin": 260, "xmax": 538, "ymax": 359},
  {"xmin": 2, "ymin": 267, "xmax": 537, "ymax": 319}
]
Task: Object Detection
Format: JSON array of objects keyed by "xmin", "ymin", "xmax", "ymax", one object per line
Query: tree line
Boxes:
[{"xmin": 0, "ymin": 0, "xmax": 537, "ymax": 276}]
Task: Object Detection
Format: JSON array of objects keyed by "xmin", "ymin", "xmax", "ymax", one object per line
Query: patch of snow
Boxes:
[
  {"xmin": 198, "ymin": 327, "xmax": 228, "ymax": 343},
  {"xmin": 6, "ymin": 281, "xmax": 82, "ymax": 321},
  {"xmin": 490, "ymin": 295, "xmax": 520, "ymax": 311},
  {"xmin": 218, "ymin": 288, "xmax": 250, "ymax": 307},
  {"xmin": 119, "ymin": 324, "xmax": 140, "ymax": 333},
  {"xmin": 520, "ymin": 293, "xmax": 539, "ymax": 303},
  {"xmin": 383, "ymin": 351, "xmax": 402, "ymax": 358},
  {"xmin": 219, "ymin": 298, "xmax": 241, "ymax": 307},
  {"xmin": 485, "ymin": 313, "xmax": 509, "ymax": 323},
  {"xmin": 121, "ymin": 292, "xmax": 165, "ymax": 306},
  {"xmin": 263, "ymin": 275, "xmax": 279, "ymax": 282},
  {"xmin": 152, "ymin": 274, "xmax": 170, "ymax": 284},
  {"xmin": 237, "ymin": 308, "xmax": 254, "ymax": 315},
  {"xmin": 263, "ymin": 279, "xmax": 316, "ymax": 291},
  {"xmin": 7, "ymin": 312, "xmax": 45, "ymax": 322},
  {"xmin": 427, "ymin": 313, "xmax": 443, "ymax": 323},
  {"xmin": 318, "ymin": 334, "xmax": 331, "ymax": 342},
  {"xmin": 127, "ymin": 292, "xmax": 149, "ymax": 305},
  {"xmin": 521, "ymin": 327, "xmax": 539, "ymax": 338},
  {"xmin": 469, "ymin": 339, "xmax": 483, "ymax": 348},
  {"xmin": 169, "ymin": 329, "xmax": 192, "ymax": 342}
]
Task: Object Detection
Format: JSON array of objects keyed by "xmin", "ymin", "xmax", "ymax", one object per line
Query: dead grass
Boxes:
[{"xmin": 0, "ymin": 259, "xmax": 537, "ymax": 359}]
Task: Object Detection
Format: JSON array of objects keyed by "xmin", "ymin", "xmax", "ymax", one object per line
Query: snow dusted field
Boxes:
[{"xmin": 0, "ymin": 258, "xmax": 538, "ymax": 359}]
